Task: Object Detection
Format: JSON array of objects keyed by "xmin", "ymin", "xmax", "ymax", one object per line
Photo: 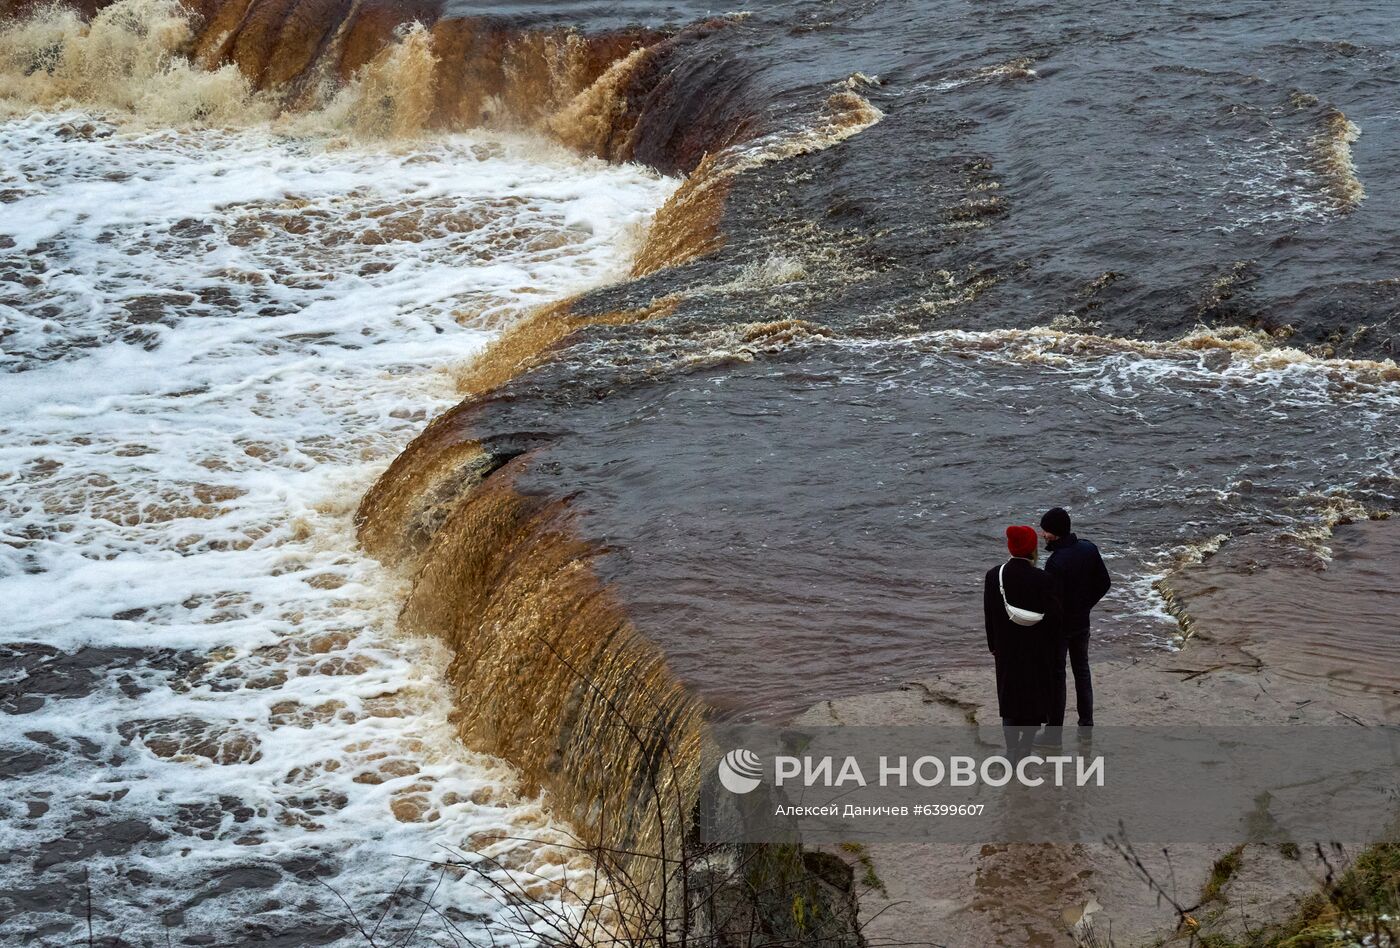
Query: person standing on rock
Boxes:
[
  {"xmin": 985, "ymin": 525, "xmax": 1063, "ymax": 762},
  {"xmin": 1039, "ymin": 507, "xmax": 1110, "ymax": 743}
]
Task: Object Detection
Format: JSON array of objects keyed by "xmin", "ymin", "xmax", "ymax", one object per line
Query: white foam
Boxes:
[
  {"xmin": 0, "ymin": 110, "xmax": 674, "ymax": 942},
  {"xmin": 827, "ymin": 328, "xmax": 1400, "ymax": 651}
]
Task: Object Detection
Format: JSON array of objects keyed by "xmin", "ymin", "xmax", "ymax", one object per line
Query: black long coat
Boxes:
[
  {"xmin": 983, "ymin": 557, "xmax": 1063, "ymax": 725},
  {"xmin": 1044, "ymin": 533, "xmax": 1111, "ymax": 632}
]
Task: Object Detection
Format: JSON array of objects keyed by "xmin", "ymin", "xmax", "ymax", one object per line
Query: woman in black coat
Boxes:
[{"xmin": 984, "ymin": 525, "xmax": 1064, "ymax": 761}]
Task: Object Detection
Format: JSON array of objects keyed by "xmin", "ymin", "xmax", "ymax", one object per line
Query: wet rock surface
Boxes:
[{"xmin": 797, "ymin": 517, "xmax": 1400, "ymax": 946}]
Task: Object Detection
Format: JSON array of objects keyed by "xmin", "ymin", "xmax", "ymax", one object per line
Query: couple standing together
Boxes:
[{"xmin": 983, "ymin": 507, "xmax": 1110, "ymax": 760}]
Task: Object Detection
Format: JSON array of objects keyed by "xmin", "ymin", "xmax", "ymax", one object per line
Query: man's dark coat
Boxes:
[{"xmin": 1043, "ymin": 533, "xmax": 1111, "ymax": 632}]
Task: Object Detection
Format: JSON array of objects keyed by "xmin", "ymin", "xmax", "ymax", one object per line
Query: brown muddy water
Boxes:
[
  {"xmin": 476, "ymin": 332, "xmax": 1400, "ymax": 719},
  {"xmin": 3, "ymin": 0, "xmax": 1400, "ymax": 943},
  {"xmin": 0, "ymin": 16, "xmax": 677, "ymax": 940}
]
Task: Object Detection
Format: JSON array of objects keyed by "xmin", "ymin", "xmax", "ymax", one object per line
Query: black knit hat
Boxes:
[{"xmin": 1040, "ymin": 507, "xmax": 1071, "ymax": 537}]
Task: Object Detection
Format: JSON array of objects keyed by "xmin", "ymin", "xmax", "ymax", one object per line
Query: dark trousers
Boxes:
[
  {"xmin": 1002, "ymin": 719, "xmax": 1039, "ymax": 763},
  {"xmin": 1048, "ymin": 627, "xmax": 1093, "ymax": 728}
]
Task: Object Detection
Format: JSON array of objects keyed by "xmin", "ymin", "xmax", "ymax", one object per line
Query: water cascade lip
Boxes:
[
  {"xmin": 0, "ymin": 25, "xmax": 680, "ymax": 933},
  {"xmin": 8, "ymin": 0, "xmax": 1400, "ymax": 942}
]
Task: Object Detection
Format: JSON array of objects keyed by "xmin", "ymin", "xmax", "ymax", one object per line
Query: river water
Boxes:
[
  {"xmin": 488, "ymin": 329, "xmax": 1400, "ymax": 719},
  {"xmin": 0, "ymin": 105, "xmax": 672, "ymax": 945},
  {"xmin": 4, "ymin": 0, "xmax": 1400, "ymax": 942}
]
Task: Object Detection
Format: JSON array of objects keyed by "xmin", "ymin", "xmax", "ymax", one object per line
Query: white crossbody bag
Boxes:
[{"xmin": 999, "ymin": 562, "xmax": 1046, "ymax": 627}]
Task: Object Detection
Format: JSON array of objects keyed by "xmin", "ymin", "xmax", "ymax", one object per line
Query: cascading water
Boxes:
[
  {"xmin": 7, "ymin": 0, "xmax": 1400, "ymax": 943},
  {"xmin": 0, "ymin": 1, "xmax": 680, "ymax": 939}
]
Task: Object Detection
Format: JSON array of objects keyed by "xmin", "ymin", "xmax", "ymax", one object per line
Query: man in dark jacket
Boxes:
[
  {"xmin": 1039, "ymin": 507, "xmax": 1110, "ymax": 737},
  {"xmin": 984, "ymin": 525, "xmax": 1063, "ymax": 761}
]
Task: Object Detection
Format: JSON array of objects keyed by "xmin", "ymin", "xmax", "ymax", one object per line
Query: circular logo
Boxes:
[{"xmin": 717, "ymin": 748, "xmax": 763, "ymax": 794}]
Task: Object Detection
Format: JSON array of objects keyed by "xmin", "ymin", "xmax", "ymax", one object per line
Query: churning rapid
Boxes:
[
  {"xmin": 3, "ymin": 0, "xmax": 1400, "ymax": 943},
  {"xmin": 0, "ymin": 0, "xmax": 679, "ymax": 939}
]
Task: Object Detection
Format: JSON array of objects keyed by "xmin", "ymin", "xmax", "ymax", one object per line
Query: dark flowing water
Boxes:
[
  {"xmin": 445, "ymin": 0, "xmax": 1400, "ymax": 718},
  {"xmin": 531, "ymin": 0, "xmax": 1400, "ymax": 353},
  {"xmin": 4, "ymin": 0, "xmax": 1400, "ymax": 942},
  {"xmin": 490, "ymin": 334, "xmax": 1400, "ymax": 718}
]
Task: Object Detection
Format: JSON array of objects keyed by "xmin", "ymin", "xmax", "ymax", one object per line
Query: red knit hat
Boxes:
[{"xmin": 1006, "ymin": 525, "xmax": 1038, "ymax": 558}]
